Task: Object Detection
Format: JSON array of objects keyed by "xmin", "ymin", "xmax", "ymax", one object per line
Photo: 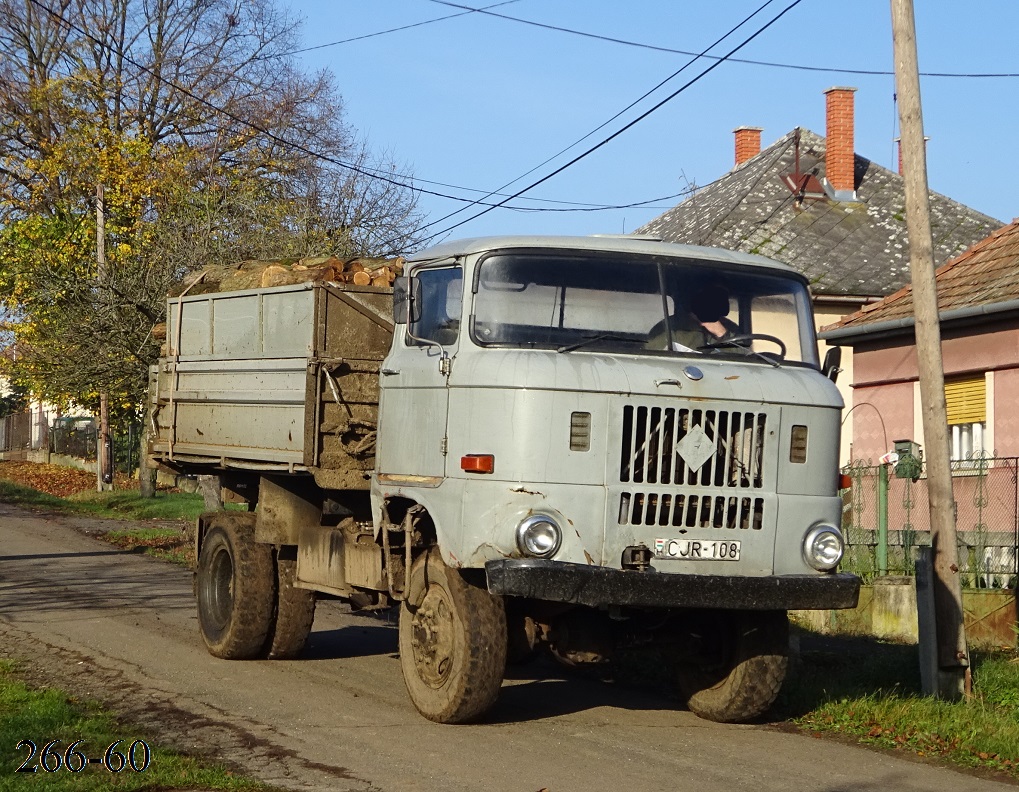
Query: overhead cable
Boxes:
[
  {"xmin": 428, "ymin": 0, "xmax": 1019, "ymax": 79},
  {"xmin": 25, "ymin": 1, "xmax": 693, "ymax": 217},
  {"xmin": 25, "ymin": 0, "xmax": 677, "ymax": 215},
  {"xmin": 408, "ymin": 0, "xmax": 780, "ymax": 238},
  {"xmin": 414, "ymin": 0, "xmax": 805, "ymax": 245},
  {"xmin": 264, "ymin": 0, "xmax": 521, "ymax": 60}
]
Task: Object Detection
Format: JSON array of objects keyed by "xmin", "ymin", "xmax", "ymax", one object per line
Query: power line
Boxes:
[
  {"xmin": 24, "ymin": 1, "xmax": 698, "ymax": 220},
  {"xmin": 269, "ymin": 0, "xmax": 521, "ymax": 59},
  {"xmin": 508, "ymin": 189, "xmax": 696, "ymax": 213},
  {"xmin": 415, "ymin": 0, "xmax": 806, "ymax": 245},
  {"xmin": 428, "ymin": 0, "xmax": 1019, "ymax": 79},
  {"xmin": 26, "ymin": 0, "xmax": 680, "ymax": 217},
  {"xmin": 408, "ymin": 0, "xmax": 780, "ymax": 238}
]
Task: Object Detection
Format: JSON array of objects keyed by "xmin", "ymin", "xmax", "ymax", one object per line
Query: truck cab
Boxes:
[{"xmin": 374, "ymin": 236, "xmax": 858, "ymax": 722}]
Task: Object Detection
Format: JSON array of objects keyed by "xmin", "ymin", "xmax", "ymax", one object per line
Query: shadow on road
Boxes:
[
  {"xmin": 0, "ymin": 548, "xmax": 148, "ymax": 561},
  {"xmin": 303, "ymin": 624, "xmax": 398, "ymax": 660},
  {"xmin": 489, "ymin": 659, "xmax": 674, "ymax": 723}
]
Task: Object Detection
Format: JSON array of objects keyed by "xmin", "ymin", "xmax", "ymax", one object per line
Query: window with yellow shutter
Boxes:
[{"xmin": 944, "ymin": 375, "xmax": 986, "ymax": 462}]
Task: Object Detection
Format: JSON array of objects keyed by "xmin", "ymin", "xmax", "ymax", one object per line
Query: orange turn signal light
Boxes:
[
  {"xmin": 839, "ymin": 473, "xmax": 853, "ymax": 490},
  {"xmin": 461, "ymin": 454, "xmax": 495, "ymax": 474}
]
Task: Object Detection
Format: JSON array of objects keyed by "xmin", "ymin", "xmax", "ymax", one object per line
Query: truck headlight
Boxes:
[
  {"xmin": 516, "ymin": 515, "xmax": 562, "ymax": 558},
  {"xmin": 803, "ymin": 524, "xmax": 844, "ymax": 571}
]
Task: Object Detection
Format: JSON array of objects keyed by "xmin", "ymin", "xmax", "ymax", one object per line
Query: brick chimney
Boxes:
[
  {"xmin": 733, "ymin": 126, "xmax": 762, "ymax": 166},
  {"xmin": 823, "ymin": 86, "xmax": 857, "ymax": 199}
]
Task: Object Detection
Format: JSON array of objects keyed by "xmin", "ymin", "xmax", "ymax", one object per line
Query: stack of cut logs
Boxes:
[
  {"xmin": 168, "ymin": 255, "xmax": 404, "ymax": 297},
  {"xmin": 153, "ymin": 256, "xmax": 404, "ymax": 348}
]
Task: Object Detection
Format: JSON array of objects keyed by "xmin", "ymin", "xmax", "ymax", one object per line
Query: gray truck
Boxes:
[{"xmin": 150, "ymin": 235, "xmax": 859, "ymax": 724}]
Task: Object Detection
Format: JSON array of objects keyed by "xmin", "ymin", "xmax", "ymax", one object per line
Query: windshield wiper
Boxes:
[
  {"xmin": 697, "ymin": 337, "xmax": 781, "ymax": 368},
  {"xmin": 557, "ymin": 333, "xmax": 638, "ymax": 353}
]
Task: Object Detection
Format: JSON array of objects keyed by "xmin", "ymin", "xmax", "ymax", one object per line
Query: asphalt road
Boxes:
[{"xmin": 0, "ymin": 502, "xmax": 1014, "ymax": 792}]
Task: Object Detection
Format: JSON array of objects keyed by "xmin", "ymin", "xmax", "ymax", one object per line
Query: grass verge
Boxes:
[
  {"xmin": 0, "ymin": 660, "xmax": 271, "ymax": 791},
  {"xmin": 0, "ymin": 477, "xmax": 207, "ymax": 521},
  {"xmin": 778, "ymin": 631, "xmax": 1019, "ymax": 780}
]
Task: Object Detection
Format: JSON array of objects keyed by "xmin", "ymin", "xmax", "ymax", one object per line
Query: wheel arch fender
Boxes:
[{"xmin": 372, "ymin": 487, "xmax": 462, "ymax": 567}]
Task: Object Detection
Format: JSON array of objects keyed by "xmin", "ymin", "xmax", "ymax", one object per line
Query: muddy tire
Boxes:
[
  {"xmin": 676, "ymin": 610, "xmax": 788, "ymax": 723},
  {"xmin": 399, "ymin": 549, "xmax": 507, "ymax": 723},
  {"xmin": 265, "ymin": 552, "xmax": 316, "ymax": 660},
  {"xmin": 196, "ymin": 514, "xmax": 276, "ymax": 659}
]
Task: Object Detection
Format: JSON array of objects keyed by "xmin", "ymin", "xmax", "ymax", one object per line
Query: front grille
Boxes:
[
  {"xmin": 619, "ymin": 404, "xmax": 767, "ymax": 488},
  {"xmin": 619, "ymin": 491, "xmax": 764, "ymax": 529}
]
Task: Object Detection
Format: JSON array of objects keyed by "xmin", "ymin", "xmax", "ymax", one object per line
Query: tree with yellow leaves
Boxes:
[{"xmin": 0, "ymin": 0, "xmax": 422, "ymax": 418}]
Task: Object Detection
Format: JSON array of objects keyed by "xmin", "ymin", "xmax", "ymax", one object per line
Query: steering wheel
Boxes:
[{"xmin": 699, "ymin": 333, "xmax": 787, "ymax": 358}]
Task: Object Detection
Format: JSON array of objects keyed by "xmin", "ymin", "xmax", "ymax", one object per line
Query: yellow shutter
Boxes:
[{"xmin": 944, "ymin": 375, "xmax": 986, "ymax": 425}]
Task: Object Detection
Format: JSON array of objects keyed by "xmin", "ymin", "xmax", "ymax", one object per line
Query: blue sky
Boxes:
[{"xmin": 286, "ymin": 1, "xmax": 1019, "ymax": 246}]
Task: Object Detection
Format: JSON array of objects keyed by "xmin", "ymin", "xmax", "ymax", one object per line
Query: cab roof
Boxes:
[{"xmin": 407, "ymin": 235, "xmax": 803, "ymax": 278}]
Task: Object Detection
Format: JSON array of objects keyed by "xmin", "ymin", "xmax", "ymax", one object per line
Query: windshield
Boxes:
[{"xmin": 471, "ymin": 252, "xmax": 819, "ymax": 366}]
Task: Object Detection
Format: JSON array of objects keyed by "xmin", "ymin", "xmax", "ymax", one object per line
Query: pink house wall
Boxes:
[
  {"xmin": 849, "ymin": 320, "xmax": 1019, "ymax": 460},
  {"xmin": 848, "ymin": 382, "xmax": 913, "ymax": 462},
  {"xmin": 994, "ymin": 369, "xmax": 1019, "ymax": 455}
]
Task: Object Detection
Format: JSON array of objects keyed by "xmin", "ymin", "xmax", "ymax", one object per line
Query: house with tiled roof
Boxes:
[
  {"xmin": 823, "ymin": 219, "xmax": 1019, "ymax": 464},
  {"xmin": 822, "ymin": 221, "xmax": 1019, "ymax": 586},
  {"xmin": 637, "ymin": 87, "xmax": 1002, "ymax": 463}
]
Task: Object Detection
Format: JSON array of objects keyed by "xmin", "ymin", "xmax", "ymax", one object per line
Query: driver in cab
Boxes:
[{"xmin": 647, "ymin": 283, "xmax": 740, "ymax": 352}]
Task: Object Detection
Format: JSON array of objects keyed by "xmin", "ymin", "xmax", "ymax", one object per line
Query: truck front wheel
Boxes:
[
  {"xmin": 399, "ymin": 549, "xmax": 507, "ymax": 723},
  {"xmin": 196, "ymin": 515, "xmax": 276, "ymax": 659},
  {"xmin": 675, "ymin": 610, "xmax": 788, "ymax": 723}
]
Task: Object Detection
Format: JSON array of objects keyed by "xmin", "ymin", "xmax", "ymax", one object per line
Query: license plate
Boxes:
[{"xmin": 654, "ymin": 538, "xmax": 741, "ymax": 561}]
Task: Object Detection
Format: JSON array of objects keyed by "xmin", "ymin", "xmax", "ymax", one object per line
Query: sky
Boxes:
[{"xmin": 284, "ymin": 1, "xmax": 1018, "ymax": 248}]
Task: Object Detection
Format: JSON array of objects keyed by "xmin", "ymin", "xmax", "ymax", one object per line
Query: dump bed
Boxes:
[{"xmin": 150, "ymin": 281, "xmax": 394, "ymax": 490}]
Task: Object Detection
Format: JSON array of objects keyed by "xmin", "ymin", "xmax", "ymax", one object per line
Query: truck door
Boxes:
[{"xmin": 376, "ymin": 265, "xmax": 463, "ymax": 479}]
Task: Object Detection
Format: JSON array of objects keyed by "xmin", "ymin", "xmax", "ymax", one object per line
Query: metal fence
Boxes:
[
  {"xmin": 842, "ymin": 456, "xmax": 1019, "ymax": 589},
  {"xmin": 0, "ymin": 411, "xmax": 34, "ymax": 452},
  {"xmin": 49, "ymin": 419, "xmax": 143, "ymax": 475}
]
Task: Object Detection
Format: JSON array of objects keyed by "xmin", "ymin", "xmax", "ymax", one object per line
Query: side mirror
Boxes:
[
  {"xmin": 392, "ymin": 276, "xmax": 421, "ymax": 325},
  {"xmin": 822, "ymin": 346, "xmax": 842, "ymax": 383}
]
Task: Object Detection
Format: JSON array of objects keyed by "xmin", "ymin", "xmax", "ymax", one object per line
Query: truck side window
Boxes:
[{"xmin": 408, "ymin": 267, "xmax": 463, "ymax": 347}]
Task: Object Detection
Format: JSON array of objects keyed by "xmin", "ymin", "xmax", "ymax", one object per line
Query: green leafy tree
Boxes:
[{"xmin": 0, "ymin": 0, "xmax": 423, "ymax": 414}]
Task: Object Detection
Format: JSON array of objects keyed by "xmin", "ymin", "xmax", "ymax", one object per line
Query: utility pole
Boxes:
[
  {"xmin": 890, "ymin": 0, "xmax": 968, "ymax": 698},
  {"xmin": 96, "ymin": 185, "xmax": 114, "ymax": 492}
]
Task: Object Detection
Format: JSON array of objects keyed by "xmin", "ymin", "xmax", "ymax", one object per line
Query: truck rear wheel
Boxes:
[
  {"xmin": 399, "ymin": 548, "xmax": 507, "ymax": 723},
  {"xmin": 196, "ymin": 514, "xmax": 276, "ymax": 659},
  {"xmin": 265, "ymin": 553, "xmax": 316, "ymax": 660},
  {"xmin": 676, "ymin": 610, "xmax": 788, "ymax": 723}
]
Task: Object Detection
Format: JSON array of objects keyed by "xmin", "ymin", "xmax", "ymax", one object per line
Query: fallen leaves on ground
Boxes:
[{"xmin": 0, "ymin": 460, "xmax": 111, "ymax": 496}]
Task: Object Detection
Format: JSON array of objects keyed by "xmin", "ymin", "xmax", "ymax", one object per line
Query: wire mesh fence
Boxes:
[
  {"xmin": 842, "ymin": 456, "xmax": 1019, "ymax": 589},
  {"xmin": 49, "ymin": 419, "xmax": 143, "ymax": 475}
]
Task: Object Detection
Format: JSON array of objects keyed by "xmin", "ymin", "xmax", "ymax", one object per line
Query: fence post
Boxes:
[
  {"xmin": 915, "ymin": 546, "xmax": 939, "ymax": 695},
  {"xmin": 878, "ymin": 464, "xmax": 889, "ymax": 576},
  {"xmin": 127, "ymin": 422, "xmax": 134, "ymax": 477}
]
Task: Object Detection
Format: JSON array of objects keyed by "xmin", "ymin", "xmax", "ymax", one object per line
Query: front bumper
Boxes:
[{"xmin": 485, "ymin": 559, "xmax": 860, "ymax": 610}]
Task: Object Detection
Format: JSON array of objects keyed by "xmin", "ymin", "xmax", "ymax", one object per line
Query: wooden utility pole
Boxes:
[
  {"xmin": 890, "ymin": 0, "xmax": 968, "ymax": 698},
  {"xmin": 96, "ymin": 185, "xmax": 114, "ymax": 492}
]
